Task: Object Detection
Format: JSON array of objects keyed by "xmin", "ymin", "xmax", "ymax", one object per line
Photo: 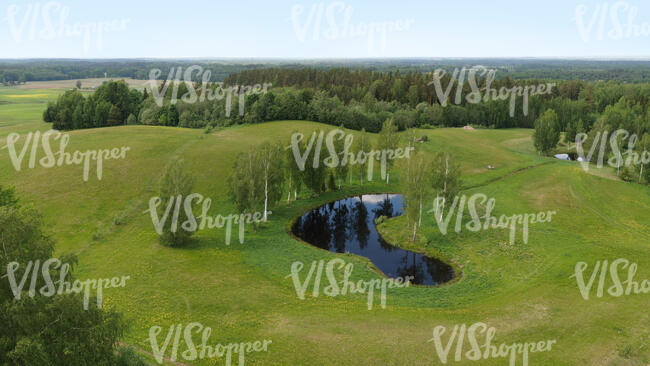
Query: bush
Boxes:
[
  {"xmin": 375, "ymin": 215, "xmax": 386, "ymax": 225},
  {"xmin": 126, "ymin": 114, "xmax": 137, "ymax": 125},
  {"xmin": 620, "ymin": 165, "xmax": 637, "ymax": 182}
]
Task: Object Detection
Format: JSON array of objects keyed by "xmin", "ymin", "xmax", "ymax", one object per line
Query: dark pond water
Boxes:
[{"xmin": 292, "ymin": 194, "xmax": 455, "ymax": 286}]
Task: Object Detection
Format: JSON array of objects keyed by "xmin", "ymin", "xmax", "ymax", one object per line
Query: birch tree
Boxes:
[
  {"xmin": 259, "ymin": 141, "xmax": 284, "ymax": 222},
  {"xmin": 333, "ymin": 125, "xmax": 348, "ymax": 189},
  {"xmin": 376, "ymin": 118, "xmax": 400, "ymax": 184},
  {"xmin": 354, "ymin": 128, "xmax": 371, "ymax": 186},
  {"xmin": 284, "ymin": 136, "xmax": 303, "ymax": 201},
  {"xmin": 431, "ymin": 152, "xmax": 462, "ymax": 222},
  {"xmin": 402, "ymin": 151, "xmax": 431, "ymax": 241}
]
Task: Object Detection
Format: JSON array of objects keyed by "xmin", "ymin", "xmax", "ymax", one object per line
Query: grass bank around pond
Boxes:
[{"xmin": 1, "ymin": 86, "xmax": 649, "ymax": 365}]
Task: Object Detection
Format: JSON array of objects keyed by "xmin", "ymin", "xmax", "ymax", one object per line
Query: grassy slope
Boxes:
[{"xmin": 1, "ymin": 84, "xmax": 649, "ymax": 365}]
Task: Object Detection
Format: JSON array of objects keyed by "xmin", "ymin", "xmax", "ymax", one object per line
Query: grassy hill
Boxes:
[{"xmin": 1, "ymin": 84, "xmax": 649, "ymax": 365}]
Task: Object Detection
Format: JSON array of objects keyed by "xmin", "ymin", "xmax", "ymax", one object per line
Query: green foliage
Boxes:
[
  {"xmin": 430, "ymin": 152, "xmax": 462, "ymax": 221},
  {"xmin": 333, "ymin": 125, "xmax": 348, "ymax": 188},
  {"xmin": 114, "ymin": 347, "xmax": 147, "ymax": 366},
  {"xmin": 374, "ymin": 215, "xmax": 386, "ymax": 225},
  {"xmin": 327, "ymin": 171, "xmax": 336, "ymax": 191},
  {"xmin": 158, "ymin": 160, "xmax": 195, "ymax": 247},
  {"xmin": 565, "ymin": 120, "xmax": 577, "ymax": 144},
  {"xmin": 259, "ymin": 141, "xmax": 285, "ymax": 221},
  {"xmin": 229, "ymin": 141, "xmax": 284, "ymax": 221},
  {"xmin": 126, "ymin": 113, "xmax": 137, "ymax": 125},
  {"xmin": 534, "ymin": 109, "xmax": 561, "ymax": 155},
  {"xmin": 376, "ymin": 118, "xmax": 400, "ymax": 184},
  {"xmin": 297, "ymin": 133, "xmax": 328, "ymax": 195},
  {"xmin": 353, "ymin": 128, "xmax": 371, "ymax": 186},
  {"xmin": 284, "ymin": 132, "xmax": 303, "ymax": 200},
  {"xmin": 0, "ymin": 193, "xmax": 127, "ymax": 365},
  {"xmin": 0, "ymin": 185, "xmax": 19, "ymax": 208},
  {"xmin": 45, "ymin": 80, "xmax": 143, "ymax": 130},
  {"xmin": 401, "ymin": 150, "xmax": 433, "ymax": 240}
]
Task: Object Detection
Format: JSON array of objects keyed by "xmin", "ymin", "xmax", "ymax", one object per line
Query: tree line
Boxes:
[
  {"xmin": 42, "ymin": 69, "xmax": 650, "ymax": 170},
  {"xmin": 5, "ymin": 59, "xmax": 650, "ymax": 83}
]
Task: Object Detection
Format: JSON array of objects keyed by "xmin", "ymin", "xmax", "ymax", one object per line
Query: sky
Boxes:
[{"xmin": 0, "ymin": 0, "xmax": 649, "ymax": 59}]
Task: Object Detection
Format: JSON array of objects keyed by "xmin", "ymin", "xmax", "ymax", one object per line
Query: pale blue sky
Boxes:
[{"xmin": 1, "ymin": 0, "xmax": 649, "ymax": 58}]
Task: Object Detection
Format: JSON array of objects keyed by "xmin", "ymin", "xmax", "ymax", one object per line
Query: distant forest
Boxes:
[
  {"xmin": 2, "ymin": 58, "xmax": 650, "ymax": 84},
  {"xmin": 43, "ymin": 67, "xmax": 649, "ymax": 135}
]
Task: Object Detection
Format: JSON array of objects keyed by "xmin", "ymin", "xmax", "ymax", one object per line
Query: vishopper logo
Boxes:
[
  {"xmin": 147, "ymin": 322, "xmax": 271, "ymax": 365},
  {"xmin": 4, "ymin": 2, "xmax": 130, "ymax": 55},
  {"xmin": 147, "ymin": 66, "xmax": 271, "ymax": 114},
  {"xmin": 572, "ymin": 258, "xmax": 650, "ymax": 300},
  {"xmin": 144, "ymin": 193, "xmax": 269, "ymax": 245},
  {"xmin": 1, "ymin": 259, "xmax": 130, "ymax": 310},
  {"xmin": 576, "ymin": 129, "xmax": 650, "ymax": 172},
  {"xmin": 428, "ymin": 66, "xmax": 555, "ymax": 117},
  {"xmin": 287, "ymin": 258, "xmax": 414, "ymax": 310},
  {"xmin": 1, "ymin": 130, "xmax": 131, "ymax": 181},
  {"xmin": 575, "ymin": 2, "xmax": 650, "ymax": 42},
  {"xmin": 428, "ymin": 193, "xmax": 557, "ymax": 245},
  {"xmin": 290, "ymin": 129, "xmax": 414, "ymax": 182},
  {"xmin": 428, "ymin": 322, "xmax": 557, "ymax": 365},
  {"xmin": 290, "ymin": 2, "xmax": 415, "ymax": 54}
]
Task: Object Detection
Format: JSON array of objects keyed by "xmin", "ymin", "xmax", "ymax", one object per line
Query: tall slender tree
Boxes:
[
  {"xmin": 354, "ymin": 128, "xmax": 371, "ymax": 186},
  {"xmin": 259, "ymin": 141, "xmax": 284, "ymax": 222},
  {"xmin": 333, "ymin": 125, "xmax": 348, "ymax": 189},
  {"xmin": 402, "ymin": 151, "xmax": 432, "ymax": 241},
  {"xmin": 533, "ymin": 109, "xmax": 561, "ymax": 155},
  {"xmin": 158, "ymin": 160, "xmax": 195, "ymax": 247},
  {"xmin": 376, "ymin": 118, "xmax": 400, "ymax": 184},
  {"xmin": 431, "ymin": 152, "xmax": 462, "ymax": 222},
  {"xmin": 284, "ymin": 133, "xmax": 303, "ymax": 201}
]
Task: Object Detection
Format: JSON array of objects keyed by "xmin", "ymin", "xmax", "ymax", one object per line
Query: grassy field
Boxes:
[{"xmin": 1, "ymin": 82, "xmax": 649, "ymax": 365}]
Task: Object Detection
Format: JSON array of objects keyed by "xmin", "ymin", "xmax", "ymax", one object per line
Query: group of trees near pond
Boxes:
[
  {"xmin": 400, "ymin": 141, "xmax": 462, "ymax": 242},
  {"xmin": 0, "ymin": 185, "xmax": 145, "ymax": 365},
  {"xmin": 227, "ymin": 120, "xmax": 463, "ymax": 245},
  {"xmin": 152, "ymin": 120, "xmax": 460, "ymax": 248},
  {"xmin": 532, "ymin": 96, "xmax": 650, "ymax": 185},
  {"xmin": 226, "ymin": 121, "xmax": 405, "ymax": 222}
]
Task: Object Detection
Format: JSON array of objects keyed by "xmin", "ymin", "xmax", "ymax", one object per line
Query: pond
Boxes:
[{"xmin": 292, "ymin": 194, "xmax": 455, "ymax": 286}]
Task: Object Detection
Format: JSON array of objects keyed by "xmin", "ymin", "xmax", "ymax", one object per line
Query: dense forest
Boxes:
[
  {"xmin": 44, "ymin": 67, "xmax": 650, "ymax": 137},
  {"xmin": 3, "ymin": 59, "xmax": 650, "ymax": 84},
  {"xmin": 0, "ymin": 60, "xmax": 265, "ymax": 84}
]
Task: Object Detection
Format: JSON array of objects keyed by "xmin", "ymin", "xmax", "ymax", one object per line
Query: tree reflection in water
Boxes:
[
  {"xmin": 292, "ymin": 194, "xmax": 455, "ymax": 286},
  {"xmin": 352, "ymin": 200, "xmax": 370, "ymax": 249}
]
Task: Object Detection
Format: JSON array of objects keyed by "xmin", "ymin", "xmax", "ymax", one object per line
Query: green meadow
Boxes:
[{"xmin": 1, "ymin": 83, "xmax": 649, "ymax": 365}]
